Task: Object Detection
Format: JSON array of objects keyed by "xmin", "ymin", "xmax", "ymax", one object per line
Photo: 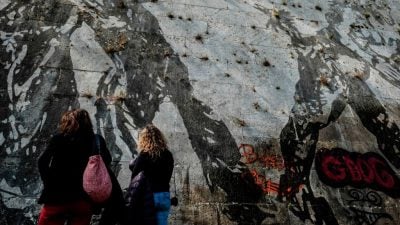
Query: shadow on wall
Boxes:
[
  {"xmin": 0, "ymin": 0, "xmax": 267, "ymax": 224},
  {"xmin": 0, "ymin": 0, "xmax": 400, "ymax": 225}
]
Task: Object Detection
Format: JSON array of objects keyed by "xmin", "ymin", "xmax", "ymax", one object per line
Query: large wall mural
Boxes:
[{"xmin": 1, "ymin": 0, "xmax": 400, "ymax": 224}]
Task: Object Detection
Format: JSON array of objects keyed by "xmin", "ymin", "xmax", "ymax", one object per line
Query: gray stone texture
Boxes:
[{"xmin": 1, "ymin": 0, "xmax": 400, "ymax": 224}]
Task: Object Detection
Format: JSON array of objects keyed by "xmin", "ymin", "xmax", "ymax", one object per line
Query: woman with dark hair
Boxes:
[
  {"xmin": 37, "ymin": 109, "xmax": 123, "ymax": 225},
  {"xmin": 127, "ymin": 124, "xmax": 174, "ymax": 225}
]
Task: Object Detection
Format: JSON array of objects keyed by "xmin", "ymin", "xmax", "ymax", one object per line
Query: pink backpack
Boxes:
[{"xmin": 83, "ymin": 135, "xmax": 112, "ymax": 203}]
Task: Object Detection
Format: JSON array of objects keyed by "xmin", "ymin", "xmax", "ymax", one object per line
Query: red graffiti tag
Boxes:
[
  {"xmin": 315, "ymin": 148, "xmax": 400, "ymax": 198},
  {"xmin": 239, "ymin": 144, "xmax": 292, "ymax": 195},
  {"xmin": 239, "ymin": 144, "xmax": 285, "ymax": 170},
  {"xmin": 246, "ymin": 169, "xmax": 304, "ymax": 195},
  {"xmin": 239, "ymin": 144, "xmax": 258, "ymax": 164},
  {"xmin": 249, "ymin": 169, "xmax": 280, "ymax": 194}
]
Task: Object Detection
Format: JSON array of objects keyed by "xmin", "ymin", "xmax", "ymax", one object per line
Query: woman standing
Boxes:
[
  {"xmin": 37, "ymin": 109, "xmax": 112, "ymax": 225},
  {"xmin": 128, "ymin": 124, "xmax": 174, "ymax": 225}
]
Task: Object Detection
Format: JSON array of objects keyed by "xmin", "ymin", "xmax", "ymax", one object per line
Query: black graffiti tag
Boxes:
[{"xmin": 347, "ymin": 189, "xmax": 393, "ymax": 225}]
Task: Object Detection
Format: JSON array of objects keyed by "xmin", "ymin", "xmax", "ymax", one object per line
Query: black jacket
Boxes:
[
  {"xmin": 125, "ymin": 171, "xmax": 156, "ymax": 225},
  {"xmin": 126, "ymin": 150, "xmax": 173, "ymax": 225},
  {"xmin": 129, "ymin": 150, "xmax": 174, "ymax": 193},
  {"xmin": 38, "ymin": 132, "xmax": 111, "ymax": 204}
]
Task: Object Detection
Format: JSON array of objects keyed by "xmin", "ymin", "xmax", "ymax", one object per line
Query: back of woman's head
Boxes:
[
  {"xmin": 59, "ymin": 109, "xmax": 93, "ymax": 135},
  {"xmin": 138, "ymin": 124, "xmax": 167, "ymax": 157}
]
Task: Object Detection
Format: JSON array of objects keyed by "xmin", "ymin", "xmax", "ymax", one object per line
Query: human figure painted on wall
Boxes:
[
  {"xmin": 1, "ymin": 0, "xmax": 400, "ymax": 224},
  {"xmin": 257, "ymin": 1, "xmax": 400, "ymax": 224},
  {"xmin": 0, "ymin": 0, "xmax": 266, "ymax": 224}
]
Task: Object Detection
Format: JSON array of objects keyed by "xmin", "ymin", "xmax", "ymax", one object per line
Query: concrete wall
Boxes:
[{"xmin": 1, "ymin": 0, "xmax": 400, "ymax": 224}]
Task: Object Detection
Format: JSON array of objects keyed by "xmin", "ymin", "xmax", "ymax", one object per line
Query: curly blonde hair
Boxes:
[{"xmin": 138, "ymin": 124, "xmax": 167, "ymax": 157}]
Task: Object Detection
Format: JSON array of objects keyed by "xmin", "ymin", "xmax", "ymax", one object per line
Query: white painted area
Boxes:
[
  {"xmin": 95, "ymin": 0, "xmax": 104, "ymax": 6},
  {"xmin": 17, "ymin": 5, "xmax": 25, "ymax": 16},
  {"xmin": 292, "ymin": 19, "xmax": 329, "ymax": 36},
  {"xmin": 19, "ymin": 118, "xmax": 41, "ymax": 149},
  {"xmin": 366, "ymin": 68, "xmax": 400, "ymax": 115},
  {"xmin": 0, "ymin": 0, "xmax": 11, "ymax": 11},
  {"xmin": 110, "ymin": 105, "xmax": 133, "ymax": 161},
  {"xmin": 70, "ymin": 21, "xmax": 114, "ymax": 116},
  {"xmin": 2, "ymin": 30, "xmax": 26, "ymax": 101},
  {"xmin": 70, "ymin": 22, "xmax": 137, "ymax": 186},
  {"xmin": 6, "ymin": 10, "xmax": 15, "ymax": 20},
  {"xmin": 152, "ymin": 100, "xmax": 210, "ymax": 187},
  {"xmin": 13, "ymin": 39, "xmax": 59, "ymax": 113},
  {"xmin": 127, "ymin": 9, "xmax": 132, "ymax": 21},
  {"xmin": 0, "ymin": 132, "xmax": 4, "ymax": 146},
  {"xmin": 336, "ymin": 8, "xmax": 372, "ymax": 63},
  {"xmin": 70, "ymin": 23, "xmax": 112, "ymax": 127},
  {"xmin": 336, "ymin": 6, "xmax": 400, "ymax": 87},
  {"xmin": 124, "ymin": 122, "xmax": 139, "ymax": 143},
  {"xmin": 152, "ymin": 101, "xmax": 178, "ymax": 133},
  {"xmin": 70, "ymin": 22, "xmax": 114, "ymax": 72},
  {"xmin": 40, "ymin": 112, "xmax": 47, "ymax": 131},
  {"xmin": 59, "ymin": 7, "xmax": 78, "ymax": 34},
  {"xmin": 143, "ymin": 1, "xmax": 299, "ymax": 139},
  {"xmin": 111, "ymin": 54, "xmax": 127, "ymax": 89},
  {"xmin": 0, "ymin": 178, "xmax": 23, "ymax": 208},
  {"xmin": 100, "ymin": 16, "xmax": 127, "ymax": 29},
  {"xmin": 108, "ymin": 104, "xmax": 137, "ymax": 188},
  {"xmin": 335, "ymin": 54, "xmax": 365, "ymax": 74},
  {"xmin": 41, "ymin": 26, "xmax": 52, "ymax": 32},
  {"xmin": 0, "ymin": 0, "xmax": 399, "ymax": 221},
  {"xmin": 7, "ymin": 44, "xmax": 27, "ymax": 101},
  {"xmin": 8, "ymin": 115, "xmax": 18, "ymax": 140}
]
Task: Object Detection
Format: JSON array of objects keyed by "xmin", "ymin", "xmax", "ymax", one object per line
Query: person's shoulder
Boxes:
[
  {"xmin": 139, "ymin": 151, "xmax": 150, "ymax": 158},
  {"xmin": 52, "ymin": 132, "xmax": 63, "ymax": 138},
  {"xmin": 94, "ymin": 133, "xmax": 107, "ymax": 142},
  {"xmin": 46, "ymin": 133, "xmax": 66, "ymax": 148},
  {"xmin": 94, "ymin": 133, "xmax": 102, "ymax": 138},
  {"xmin": 163, "ymin": 149, "xmax": 173, "ymax": 159},
  {"xmin": 49, "ymin": 133, "xmax": 63, "ymax": 141}
]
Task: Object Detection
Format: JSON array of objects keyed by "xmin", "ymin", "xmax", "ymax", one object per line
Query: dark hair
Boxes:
[{"xmin": 59, "ymin": 109, "xmax": 93, "ymax": 135}]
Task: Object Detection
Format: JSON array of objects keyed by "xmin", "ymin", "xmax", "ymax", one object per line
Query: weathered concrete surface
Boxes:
[{"xmin": 1, "ymin": 0, "xmax": 400, "ymax": 224}]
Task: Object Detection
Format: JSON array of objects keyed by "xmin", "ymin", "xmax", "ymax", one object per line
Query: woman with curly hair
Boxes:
[
  {"xmin": 37, "ymin": 109, "xmax": 125, "ymax": 225},
  {"xmin": 37, "ymin": 109, "xmax": 111, "ymax": 225},
  {"xmin": 127, "ymin": 124, "xmax": 174, "ymax": 225}
]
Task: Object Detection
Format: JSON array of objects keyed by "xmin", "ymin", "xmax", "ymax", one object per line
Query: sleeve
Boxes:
[
  {"xmin": 129, "ymin": 153, "xmax": 147, "ymax": 178},
  {"xmin": 168, "ymin": 151, "xmax": 174, "ymax": 181},
  {"xmin": 38, "ymin": 135, "xmax": 57, "ymax": 185},
  {"xmin": 98, "ymin": 135, "xmax": 112, "ymax": 166}
]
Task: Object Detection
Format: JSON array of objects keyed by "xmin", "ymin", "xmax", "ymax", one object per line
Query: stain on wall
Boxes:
[{"xmin": 1, "ymin": 0, "xmax": 400, "ymax": 224}]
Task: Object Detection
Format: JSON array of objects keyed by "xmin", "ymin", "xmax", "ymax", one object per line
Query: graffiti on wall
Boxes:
[
  {"xmin": 346, "ymin": 189, "xmax": 393, "ymax": 225},
  {"xmin": 239, "ymin": 143, "xmax": 304, "ymax": 196},
  {"xmin": 316, "ymin": 148, "xmax": 400, "ymax": 198},
  {"xmin": 260, "ymin": 0, "xmax": 400, "ymax": 223},
  {"xmin": 1, "ymin": 0, "xmax": 400, "ymax": 224},
  {"xmin": 239, "ymin": 144, "xmax": 285, "ymax": 170},
  {"xmin": 239, "ymin": 143, "xmax": 282, "ymax": 195},
  {"xmin": 0, "ymin": 0, "xmax": 268, "ymax": 224}
]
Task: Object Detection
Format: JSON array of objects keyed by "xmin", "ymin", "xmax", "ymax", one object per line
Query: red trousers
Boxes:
[{"xmin": 38, "ymin": 200, "xmax": 93, "ymax": 225}]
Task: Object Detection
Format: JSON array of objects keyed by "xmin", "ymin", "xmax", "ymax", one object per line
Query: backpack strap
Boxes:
[
  {"xmin": 95, "ymin": 135, "xmax": 101, "ymax": 154},
  {"xmin": 92, "ymin": 134, "xmax": 101, "ymax": 155}
]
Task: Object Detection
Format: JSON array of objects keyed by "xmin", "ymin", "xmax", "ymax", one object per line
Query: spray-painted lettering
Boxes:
[
  {"xmin": 239, "ymin": 144, "xmax": 285, "ymax": 170},
  {"xmin": 239, "ymin": 144, "xmax": 299, "ymax": 195},
  {"xmin": 315, "ymin": 148, "xmax": 400, "ymax": 198}
]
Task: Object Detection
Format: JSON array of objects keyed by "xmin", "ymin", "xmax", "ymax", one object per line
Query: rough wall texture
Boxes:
[{"xmin": 1, "ymin": 0, "xmax": 400, "ymax": 224}]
